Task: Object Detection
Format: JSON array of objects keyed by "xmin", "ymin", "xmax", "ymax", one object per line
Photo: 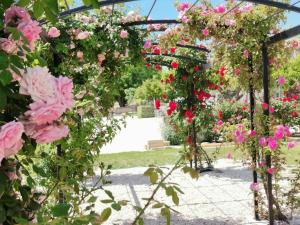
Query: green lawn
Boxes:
[{"xmin": 99, "ymin": 145, "xmax": 300, "ymax": 169}]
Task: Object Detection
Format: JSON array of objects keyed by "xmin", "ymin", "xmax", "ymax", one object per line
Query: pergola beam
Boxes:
[
  {"xmin": 144, "ymin": 53, "xmax": 206, "ymax": 64},
  {"xmin": 242, "ymin": 0, "xmax": 300, "ymax": 13},
  {"xmin": 59, "ymin": 0, "xmax": 138, "ymax": 18},
  {"xmin": 151, "ymin": 42, "xmax": 210, "ymax": 53},
  {"xmin": 123, "ymin": 19, "xmax": 181, "ymax": 26},
  {"xmin": 267, "ymin": 24, "xmax": 300, "ymax": 45}
]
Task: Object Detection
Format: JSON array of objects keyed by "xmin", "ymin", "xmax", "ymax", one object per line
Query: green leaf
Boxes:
[
  {"xmin": 52, "ymin": 203, "xmax": 71, "ymax": 217},
  {"xmin": 172, "ymin": 192, "xmax": 179, "ymax": 206},
  {"xmin": 161, "ymin": 208, "xmax": 170, "ymax": 225},
  {"xmin": 0, "ymin": 87, "xmax": 7, "ymax": 110},
  {"xmin": 42, "ymin": 0, "xmax": 59, "ymax": 23},
  {"xmin": 104, "ymin": 190, "xmax": 114, "ymax": 200},
  {"xmin": 152, "ymin": 203, "xmax": 163, "ymax": 208},
  {"xmin": 88, "ymin": 196, "xmax": 97, "ymax": 203},
  {"xmin": 165, "ymin": 187, "xmax": 173, "ymax": 196},
  {"xmin": 59, "ymin": 167, "xmax": 67, "ymax": 180},
  {"xmin": 99, "ymin": 208, "xmax": 111, "ymax": 223},
  {"xmin": 0, "ymin": 70, "xmax": 12, "ymax": 86},
  {"xmin": 149, "ymin": 172, "xmax": 158, "ymax": 184},
  {"xmin": 0, "ymin": 52, "xmax": 9, "ymax": 70},
  {"xmin": 0, "ymin": 205, "xmax": 6, "ymax": 223},
  {"xmin": 13, "ymin": 217, "xmax": 28, "ymax": 224},
  {"xmin": 101, "ymin": 199, "xmax": 114, "ymax": 204},
  {"xmin": 32, "ymin": 165, "xmax": 47, "ymax": 177},
  {"xmin": 17, "ymin": 0, "xmax": 31, "ymax": 7},
  {"xmin": 111, "ymin": 203, "xmax": 121, "ymax": 211},
  {"xmin": 33, "ymin": 0, "xmax": 44, "ymax": 19}
]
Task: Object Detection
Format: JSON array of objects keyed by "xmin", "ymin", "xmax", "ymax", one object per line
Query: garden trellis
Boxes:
[
  {"xmin": 0, "ymin": 0, "xmax": 299, "ymax": 224},
  {"xmin": 55, "ymin": 1, "xmax": 300, "ymax": 225}
]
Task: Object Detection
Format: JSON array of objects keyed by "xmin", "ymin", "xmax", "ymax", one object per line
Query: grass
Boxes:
[{"xmin": 99, "ymin": 145, "xmax": 300, "ymax": 169}]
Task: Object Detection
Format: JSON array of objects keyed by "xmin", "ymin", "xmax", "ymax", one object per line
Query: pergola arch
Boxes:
[{"xmin": 42, "ymin": 1, "xmax": 300, "ymax": 225}]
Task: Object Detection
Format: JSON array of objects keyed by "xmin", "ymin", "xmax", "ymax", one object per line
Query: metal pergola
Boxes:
[{"xmin": 50, "ymin": 1, "xmax": 300, "ymax": 224}]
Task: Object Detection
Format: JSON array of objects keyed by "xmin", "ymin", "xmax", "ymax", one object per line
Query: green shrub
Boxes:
[
  {"xmin": 161, "ymin": 119, "xmax": 183, "ymax": 145},
  {"xmin": 137, "ymin": 105, "xmax": 155, "ymax": 118}
]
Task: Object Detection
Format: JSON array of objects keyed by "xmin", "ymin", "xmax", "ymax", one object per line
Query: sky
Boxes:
[
  {"xmin": 75, "ymin": 0, "xmax": 300, "ymax": 29},
  {"xmin": 124, "ymin": 0, "xmax": 300, "ymax": 29}
]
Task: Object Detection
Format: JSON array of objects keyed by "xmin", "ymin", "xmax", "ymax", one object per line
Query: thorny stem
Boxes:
[{"xmin": 131, "ymin": 158, "xmax": 183, "ymax": 225}]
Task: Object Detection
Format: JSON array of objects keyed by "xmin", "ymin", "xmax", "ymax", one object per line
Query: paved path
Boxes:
[
  {"xmin": 102, "ymin": 116, "xmax": 163, "ymax": 153},
  {"xmin": 91, "ymin": 159, "xmax": 298, "ymax": 225}
]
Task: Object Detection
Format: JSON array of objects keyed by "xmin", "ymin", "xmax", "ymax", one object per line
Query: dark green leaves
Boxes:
[
  {"xmin": 0, "ymin": 52, "xmax": 9, "ymax": 70},
  {"xmin": 29, "ymin": 0, "xmax": 59, "ymax": 23},
  {"xmin": 98, "ymin": 208, "xmax": 111, "ymax": 223},
  {"xmin": 0, "ymin": 70, "xmax": 12, "ymax": 86},
  {"xmin": 52, "ymin": 203, "xmax": 71, "ymax": 217},
  {"xmin": 17, "ymin": 0, "xmax": 31, "ymax": 7},
  {"xmin": 0, "ymin": 85, "xmax": 7, "ymax": 109}
]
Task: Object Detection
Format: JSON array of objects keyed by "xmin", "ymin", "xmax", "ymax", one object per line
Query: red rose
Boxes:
[
  {"xmin": 155, "ymin": 99, "xmax": 160, "ymax": 109},
  {"xmin": 171, "ymin": 61, "xmax": 178, "ymax": 69}
]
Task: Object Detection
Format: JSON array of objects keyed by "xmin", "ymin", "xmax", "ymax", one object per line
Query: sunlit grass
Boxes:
[{"xmin": 99, "ymin": 145, "xmax": 300, "ymax": 169}]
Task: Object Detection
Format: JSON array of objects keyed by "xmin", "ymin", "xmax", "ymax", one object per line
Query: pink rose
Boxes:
[
  {"xmin": 225, "ymin": 19, "xmax": 236, "ymax": 26},
  {"xmin": 20, "ymin": 66, "xmax": 57, "ymax": 103},
  {"xmin": 77, "ymin": 51, "xmax": 84, "ymax": 60},
  {"xmin": 4, "ymin": 6, "xmax": 31, "ymax": 26},
  {"xmin": 27, "ymin": 124, "xmax": 69, "ymax": 144},
  {"xmin": 287, "ymin": 141, "xmax": 296, "ymax": 149},
  {"xmin": 181, "ymin": 16, "xmax": 190, "ymax": 23},
  {"xmin": 55, "ymin": 76, "xmax": 74, "ymax": 109},
  {"xmin": 234, "ymin": 68, "xmax": 241, "ymax": 75},
  {"xmin": 48, "ymin": 27, "xmax": 60, "ymax": 38},
  {"xmin": 202, "ymin": 28, "xmax": 209, "ymax": 36},
  {"xmin": 274, "ymin": 129, "xmax": 284, "ymax": 140},
  {"xmin": 226, "ymin": 152, "xmax": 233, "ymax": 159},
  {"xmin": 6, "ymin": 171, "xmax": 18, "ymax": 181},
  {"xmin": 243, "ymin": 49, "xmax": 249, "ymax": 58},
  {"xmin": 269, "ymin": 106, "xmax": 275, "ymax": 113},
  {"xmin": 277, "ymin": 76, "xmax": 285, "ymax": 86},
  {"xmin": 75, "ymin": 31, "xmax": 90, "ymax": 40},
  {"xmin": 267, "ymin": 167, "xmax": 275, "ymax": 175},
  {"xmin": 177, "ymin": 3, "xmax": 190, "ymax": 12},
  {"xmin": 250, "ymin": 182, "xmax": 259, "ymax": 191},
  {"xmin": 268, "ymin": 137, "xmax": 278, "ymax": 151},
  {"xmin": 0, "ymin": 121, "xmax": 24, "ymax": 162},
  {"xmin": 25, "ymin": 101, "xmax": 65, "ymax": 125},
  {"xmin": 214, "ymin": 5, "xmax": 226, "ymax": 13},
  {"xmin": 120, "ymin": 30, "xmax": 128, "ymax": 39},
  {"xmin": 0, "ymin": 38, "xmax": 18, "ymax": 54},
  {"xmin": 259, "ymin": 137, "xmax": 267, "ymax": 147},
  {"xmin": 97, "ymin": 53, "xmax": 106, "ymax": 65},
  {"xmin": 17, "ymin": 20, "xmax": 42, "ymax": 45},
  {"xmin": 249, "ymin": 130, "xmax": 256, "ymax": 137},
  {"xmin": 217, "ymin": 120, "xmax": 223, "ymax": 126},
  {"xmin": 144, "ymin": 40, "xmax": 152, "ymax": 49},
  {"xmin": 261, "ymin": 102, "xmax": 268, "ymax": 110}
]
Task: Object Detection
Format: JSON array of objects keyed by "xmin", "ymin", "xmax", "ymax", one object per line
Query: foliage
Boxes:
[
  {"xmin": 134, "ymin": 78, "xmax": 164, "ymax": 104},
  {"xmin": 137, "ymin": 105, "xmax": 155, "ymax": 118},
  {"xmin": 117, "ymin": 63, "xmax": 159, "ymax": 106},
  {"xmin": 161, "ymin": 118, "xmax": 183, "ymax": 145}
]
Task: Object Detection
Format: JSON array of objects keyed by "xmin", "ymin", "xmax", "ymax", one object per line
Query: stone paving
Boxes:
[{"xmin": 91, "ymin": 159, "xmax": 300, "ymax": 225}]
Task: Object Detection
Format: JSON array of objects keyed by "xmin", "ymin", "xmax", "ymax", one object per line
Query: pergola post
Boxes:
[
  {"xmin": 262, "ymin": 42, "xmax": 274, "ymax": 225},
  {"xmin": 248, "ymin": 55, "xmax": 259, "ymax": 220}
]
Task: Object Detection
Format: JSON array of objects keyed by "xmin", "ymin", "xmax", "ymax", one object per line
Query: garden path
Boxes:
[
  {"xmin": 90, "ymin": 159, "xmax": 299, "ymax": 225},
  {"xmin": 102, "ymin": 116, "xmax": 164, "ymax": 153}
]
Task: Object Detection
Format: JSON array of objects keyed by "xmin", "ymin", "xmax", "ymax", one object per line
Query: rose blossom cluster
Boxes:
[
  {"xmin": 19, "ymin": 66, "xmax": 74, "ymax": 144},
  {"xmin": 4, "ymin": 6, "xmax": 42, "ymax": 49},
  {"xmin": 0, "ymin": 122, "xmax": 25, "ymax": 164},
  {"xmin": 259, "ymin": 125, "xmax": 294, "ymax": 151}
]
